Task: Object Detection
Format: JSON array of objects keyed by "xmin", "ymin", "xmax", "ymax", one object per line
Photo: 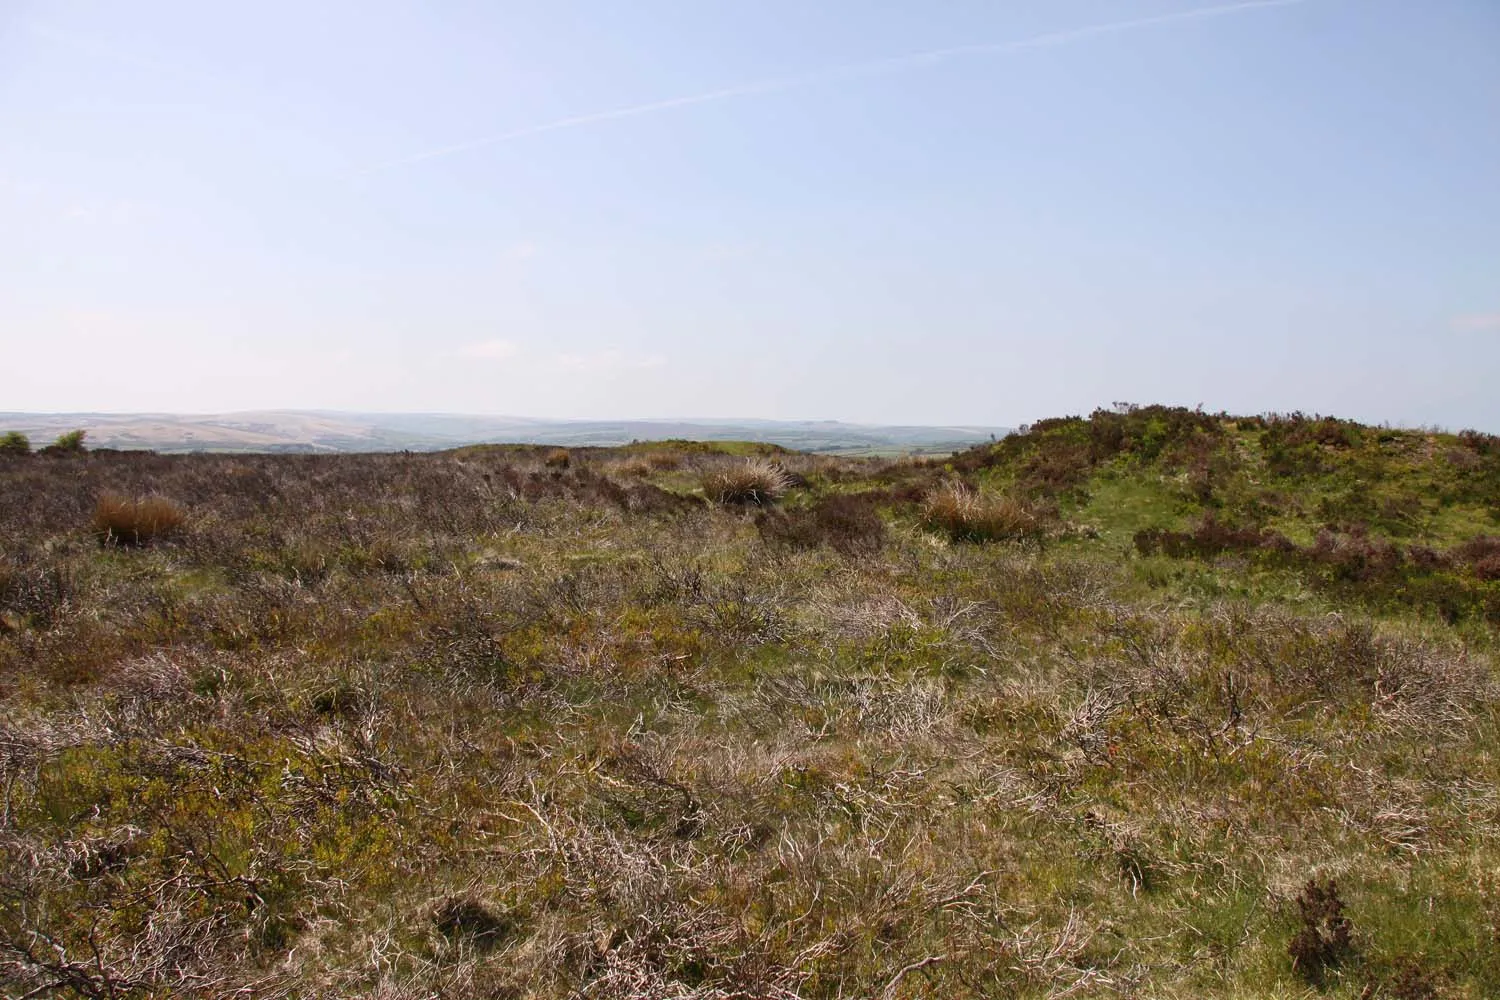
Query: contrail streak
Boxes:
[{"xmin": 362, "ymin": 0, "xmax": 1309, "ymax": 175}]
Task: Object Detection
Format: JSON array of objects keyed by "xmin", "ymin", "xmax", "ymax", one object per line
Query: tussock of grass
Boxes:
[
  {"xmin": 606, "ymin": 456, "xmax": 653, "ymax": 478},
  {"xmin": 92, "ymin": 493, "xmax": 185, "ymax": 545},
  {"xmin": 921, "ymin": 482, "xmax": 1045, "ymax": 542},
  {"xmin": 702, "ymin": 459, "xmax": 793, "ymax": 506}
]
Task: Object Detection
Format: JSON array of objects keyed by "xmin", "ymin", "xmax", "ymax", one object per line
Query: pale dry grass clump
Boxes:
[
  {"xmin": 92, "ymin": 493, "xmax": 186, "ymax": 545},
  {"xmin": 607, "ymin": 457, "xmax": 654, "ymax": 478},
  {"xmin": 702, "ymin": 460, "xmax": 792, "ymax": 507},
  {"xmin": 922, "ymin": 483, "xmax": 1043, "ymax": 542}
]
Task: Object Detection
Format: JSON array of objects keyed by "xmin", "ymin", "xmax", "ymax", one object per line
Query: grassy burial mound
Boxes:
[{"xmin": 1, "ymin": 410, "xmax": 1498, "ymax": 998}]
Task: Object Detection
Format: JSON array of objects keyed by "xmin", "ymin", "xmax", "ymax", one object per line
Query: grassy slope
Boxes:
[{"xmin": 0, "ymin": 415, "xmax": 1497, "ymax": 999}]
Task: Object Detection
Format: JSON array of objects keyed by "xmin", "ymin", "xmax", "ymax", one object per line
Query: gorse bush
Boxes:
[
  {"xmin": 0, "ymin": 432, "xmax": 29, "ymax": 457},
  {"xmin": 922, "ymin": 483, "xmax": 1046, "ymax": 542},
  {"xmin": 93, "ymin": 493, "xmax": 186, "ymax": 546},
  {"xmin": 702, "ymin": 459, "xmax": 792, "ymax": 506},
  {"xmin": 49, "ymin": 429, "xmax": 87, "ymax": 454}
]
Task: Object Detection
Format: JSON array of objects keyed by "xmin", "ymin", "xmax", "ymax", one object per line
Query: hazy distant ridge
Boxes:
[{"xmin": 0, "ymin": 411, "xmax": 1010, "ymax": 455}]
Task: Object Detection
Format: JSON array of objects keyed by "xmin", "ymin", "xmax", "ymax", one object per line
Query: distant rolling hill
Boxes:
[{"xmin": 0, "ymin": 411, "xmax": 1011, "ymax": 456}]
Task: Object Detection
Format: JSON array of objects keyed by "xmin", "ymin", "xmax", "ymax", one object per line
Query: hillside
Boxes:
[
  {"xmin": 1, "ymin": 407, "xmax": 1497, "ymax": 999},
  {"xmin": 0, "ymin": 412, "xmax": 1011, "ymax": 456}
]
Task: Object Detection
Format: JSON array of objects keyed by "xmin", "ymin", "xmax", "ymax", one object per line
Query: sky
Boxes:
[{"xmin": 2, "ymin": 0, "xmax": 1498, "ymax": 429}]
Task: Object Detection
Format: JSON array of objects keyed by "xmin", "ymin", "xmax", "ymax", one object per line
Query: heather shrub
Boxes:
[
  {"xmin": 944, "ymin": 405, "xmax": 1223, "ymax": 483},
  {"xmin": 1016, "ymin": 441, "xmax": 1092, "ymax": 497},
  {"xmin": 1085, "ymin": 404, "xmax": 1224, "ymax": 462},
  {"xmin": 1454, "ymin": 536, "xmax": 1500, "ymax": 581},
  {"xmin": 1457, "ymin": 429, "xmax": 1499, "ymax": 455},
  {"xmin": 703, "ymin": 460, "xmax": 792, "ymax": 506},
  {"xmin": 756, "ymin": 493, "xmax": 887, "ymax": 555},
  {"xmin": 1288, "ymin": 878, "xmax": 1353, "ymax": 986},
  {"xmin": 1133, "ymin": 514, "xmax": 1287, "ymax": 559},
  {"xmin": 1308, "ymin": 527, "xmax": 1405, "ymax": 583},
  {"xmin": 0, "ymin": 553, "xmax": 74, "ymax": 626},
  {"xmin": 93, "ymin": 493, "xmax": 186, "ymax": 546}
]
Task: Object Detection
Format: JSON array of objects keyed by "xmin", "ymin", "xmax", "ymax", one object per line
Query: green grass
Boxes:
[{"xmin": 1073, "ymin": 467, "xmax": 1191, "ymax": 546}]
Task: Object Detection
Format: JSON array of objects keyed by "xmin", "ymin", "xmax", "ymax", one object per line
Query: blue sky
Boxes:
[{"xmin": 3, "ymin": 0, "xmax": 1498, "ymax": 428}]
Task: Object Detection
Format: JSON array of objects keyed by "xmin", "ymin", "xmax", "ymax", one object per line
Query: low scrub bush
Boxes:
[
  {"xmin": 756, "ymin": 493, "xmax": 888, "ymax": 555},
  {"xmin": 1454, "ymin": 535, "xmax": 1500, "ymax": 581},
  {"xmin": 703, "ymin": 460, "xmax": 792, "ymax": 506},
  {"xmin": 0, "ymin": 553, "xmax": 75, "ymax": 626},
  {"xmin": 1457, "ymin": 429, "xmax": 1499, "ymax": 455},
  {"xmin": 1136, "ymin": 518, "xmax": 1500, "ymax": 623},
  {"xmin": 922, "ymin": 483, "xmax": 1045, "ymax": 542},
  {"xmin": 1288, "ymin": 878, "xmax": 1353, "ymax": 986},
  {"xmin": 1134, "ymin": 515, "xmax": 1292, "ymax": 559},
  {"xmin": 93, "ymin": 493, "xmax": 186, "ymax": 546},
  {"xmin": 1016, "ymin": 441, "xmax": 1092, "ymax": 497},
  {"xmin": 0, "ymin": 431, "xmax": 30, "ymax": 456},
  {"xmin": 45, "ymin": 428, "xmax": 88, "ymax": 454}
]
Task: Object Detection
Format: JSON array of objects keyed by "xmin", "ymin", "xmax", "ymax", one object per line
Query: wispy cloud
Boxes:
[
  {"xmin": 362, "ymin": 0, "xmax": 1310, "ymax": 175},
  {"xmin": 1453, "ymin": 314, "xmax": 1500, "ymax": 333}
]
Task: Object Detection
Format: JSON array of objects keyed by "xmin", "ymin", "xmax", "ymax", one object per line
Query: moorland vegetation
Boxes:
[{"xmin": 1, "ymin": 406, "xmax": 1497, "ymax": 998}]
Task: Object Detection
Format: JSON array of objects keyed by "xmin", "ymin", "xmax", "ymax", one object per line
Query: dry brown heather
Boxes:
[{"xmin": 1, "ymin": 412, "xmax": 1498, "ymax": 999}]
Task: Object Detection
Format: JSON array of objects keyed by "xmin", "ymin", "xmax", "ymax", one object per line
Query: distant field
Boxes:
[{"xmin": 2, "ymin": 408, "xmax": 1497, "ymax": 998}]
